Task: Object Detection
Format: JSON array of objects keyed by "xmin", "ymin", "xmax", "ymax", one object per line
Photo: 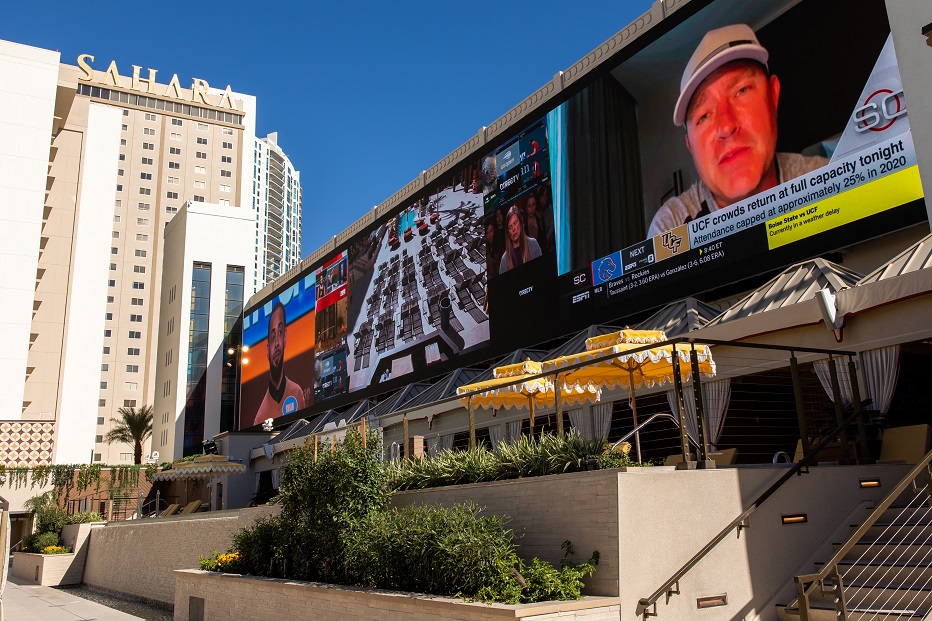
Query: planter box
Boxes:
[
  {"xmin": 174, "ymin": 569, "xmax": 620, "ymax": 621},
  {"xmin": 11, "ymin": 551, "xmax": 79, "ymax": 586}
]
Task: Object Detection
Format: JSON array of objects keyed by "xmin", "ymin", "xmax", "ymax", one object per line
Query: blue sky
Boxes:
[{"xmin": 3, "ymin": 1, "xmax": 654, "ymax": 258}]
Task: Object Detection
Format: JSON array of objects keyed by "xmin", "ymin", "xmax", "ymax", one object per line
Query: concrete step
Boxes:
[
  {"xmin": 810, "ymin": 582, "xmax": 932, "ymax": 613},
  {"xmin": 879, "ymin": 505, "xmax": 932, "ymax": 524},
  {"xmin": 818, "ymin": 560, "xmax": 932, "ymax": 586},
  {"xmin": 856, "ymin": 521, "xmax": 932, "ymax": 544},
  {"xmin": 840, "ymin": 541, "xmax": 932, "ymax": 564},
  {"xmin": 778, "ymin": 599, "xmax": 927, "ymax": 621}
]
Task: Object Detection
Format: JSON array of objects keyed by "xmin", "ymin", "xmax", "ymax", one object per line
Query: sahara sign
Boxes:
[{"xmin": 76, "ymin": 54, "xmax": 239, "ymax": 111}]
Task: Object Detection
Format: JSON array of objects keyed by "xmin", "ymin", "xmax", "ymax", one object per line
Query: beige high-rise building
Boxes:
[{"xmin": 0, "ymin": 38, "xmax": 306, "ymax": 467}]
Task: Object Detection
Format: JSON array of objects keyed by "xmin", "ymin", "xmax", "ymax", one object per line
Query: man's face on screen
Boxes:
[
  {"xmin": 267, "ymin": 306, "xmax": 286, "ymax": 381},
  {"xmin": 685, "ymin": 61, "xmax": 780, "ymax": 209}
]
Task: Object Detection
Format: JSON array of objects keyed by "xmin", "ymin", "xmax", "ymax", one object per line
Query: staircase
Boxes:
[{"xmin": 779, "ymin": 455, "xmax": 932, "ymax": 621}]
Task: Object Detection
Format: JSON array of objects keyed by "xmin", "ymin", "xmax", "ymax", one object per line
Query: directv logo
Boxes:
[{"xmin": 572, "ymin": 291, "xmax": 590, "ymax": 304}]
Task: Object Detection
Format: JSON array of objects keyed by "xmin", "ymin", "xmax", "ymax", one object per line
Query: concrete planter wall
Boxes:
[
  {"xmin": 10, "ymin": 521, "xmax": 104, "ymax": 586},
  {"xmin": 12, "ymin": 551, "xmax": 79, "ymax": 586},
  {"xmin": 174, "ymin": 569, "xmax": 621, "ymax": 621}
]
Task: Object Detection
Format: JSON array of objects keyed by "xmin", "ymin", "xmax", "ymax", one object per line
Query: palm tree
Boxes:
[{"xmin": 105, "ymin": 405, "xmax": 154, "ymax": 464}]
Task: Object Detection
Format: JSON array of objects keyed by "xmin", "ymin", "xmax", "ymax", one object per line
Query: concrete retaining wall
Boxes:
[
  {"xmin": 82, "ymin": 506, "xmax": 277, "ymax": 604},
  {"xmin": 11, "ymin": 522, "xmax": 103, "ymax": 586},
  {"xmin": 174, "ymin": 569, "xmax": 621, "ymax": 621}
]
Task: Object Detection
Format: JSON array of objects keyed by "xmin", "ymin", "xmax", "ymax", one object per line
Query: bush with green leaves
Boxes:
[
  {"xmin": 66, "ymin": 511, "xmax": 103, "ymax": 524},
  {"xmin": 23, "ymin": 531, "xmax": 61, "ymax": 553},
  {"xmin": 388, "ymin": 430, "xmax": 644, "ymax": 491},
  {"xmin": 222, "ymin": 429, "xmax": 599, "ymax": 603}
]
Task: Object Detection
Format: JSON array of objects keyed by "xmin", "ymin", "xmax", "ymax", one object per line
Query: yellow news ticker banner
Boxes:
[{"xmin": 766, "ymin": 165, "xmax": 924, "ymax": 250}]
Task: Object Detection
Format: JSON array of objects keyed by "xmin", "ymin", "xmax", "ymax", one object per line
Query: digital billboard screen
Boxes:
[
  {"xmin": 241, "ymin": 274, "xmax": 316, "ymax": 429},
  {"xmin": 242, "ymin": 0, "xmax": 926, "ymax": 430}
]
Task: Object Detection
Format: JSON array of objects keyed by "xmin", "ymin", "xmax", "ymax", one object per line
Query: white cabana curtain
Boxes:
[
  {"xmin": 439, "ymin": 434, "xmax": 454, "ymax": 452},
  {"xmin": 666, "ymin": 389, "xmax": 699, "ymax": 447},
  {"xmin": 388, "ymin": 442, "xmax": 400, "ymax": 462},
  {"xmin": 590, "ymin": 402, "xmax": 613, "ymax": 441},
  {"xmin": 668, "ymin": 379, "xmax": 732, "ymax": 450},
  {"xmin": 427, "ymin": 436, "xmax": 440, "ymax": 457},
  {"xmin": 506, "ymin": 420, "xmax": 522, "ymax": 443},
  {"xmin": 813, "ymin": 357, "xmax": 855, "ymax": 407},
  {"xmin": 488, "ymin": 424, "xmax": 505, "ymax": 451},
  {"xmin": 567, "ymin": 407, "xmax": 592, "ymax": 440},
  {"xmin": 859, "ymin": 345, "xmax": 901, "ymax": 415}
]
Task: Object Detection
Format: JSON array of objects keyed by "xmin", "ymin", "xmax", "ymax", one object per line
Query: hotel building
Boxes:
[{"xmin": 0, "ymin": 38, "xmax": 303, "ymax": 466}]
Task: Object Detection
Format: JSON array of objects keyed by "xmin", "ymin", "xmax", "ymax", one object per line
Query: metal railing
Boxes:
[
  {"xmin": 636, "ymin": 410, "xmax": 866, "ymax": 620},
  {"xmin": 791, "ymin": 448, "xmax": 932, "ymax": 620},
  {"xmin": 610, "ymin": 412, "xmax": 702, "ymax": 455}
]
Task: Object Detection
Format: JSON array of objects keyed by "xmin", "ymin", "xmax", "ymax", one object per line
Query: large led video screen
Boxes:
[
  {"xmin": 242, "ymin": 0, "xmax": 926, "ymax": 430},
  {"xmin": 241, "ymin": 274, "xmax": 316, "ymax": 429}
]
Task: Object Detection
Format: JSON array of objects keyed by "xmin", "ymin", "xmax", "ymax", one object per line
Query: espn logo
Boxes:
[{"xmin": 572, "ymin": 291, "xmax": 590, "ymax": 304}]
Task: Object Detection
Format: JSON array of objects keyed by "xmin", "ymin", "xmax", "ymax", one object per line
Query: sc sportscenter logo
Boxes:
[{"xmin": 853, "ymin": 88, "xmax": 906, "ymax": 133}]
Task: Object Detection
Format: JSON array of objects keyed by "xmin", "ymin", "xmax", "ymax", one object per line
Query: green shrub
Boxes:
[
  {"xmin": 66, "ymin": 511, "xmax": 103, "ymax": 524},
  {"xmin": 342, "ymin": 502, "xmax": 524, "ymax": 601},
  {"xmin": 40, "ymin": 545, "xmax": 69, "ymax": 555},
  {"xmin": 23, "ymin": 531, "xmax": 60, "ymax": 553},
  {"xmin": 199, "ymin": 550, "xmax": 243, "ymax": 573},
  {"xmin": 388, "ymin": 430, "xmax": 647, "ymax": 491}
]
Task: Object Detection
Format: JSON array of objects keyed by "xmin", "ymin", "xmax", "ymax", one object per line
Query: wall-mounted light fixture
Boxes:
[
  {"xmin": 781, "ymin": 513, "xmax": 808, "ymax": 525},
  {"xmin": 859, "ymin": 478, "xmax": 881, "ymax": 489},
  {"xmin": 697, "ymin": 594, "xmax": 727, "ymax": 609}
]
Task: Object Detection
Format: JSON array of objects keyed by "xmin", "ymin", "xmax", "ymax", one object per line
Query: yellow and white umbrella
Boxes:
[
  {"xmin": 456, "ymin": 360, "xmax": 600, "ymax": 445},
  {"xmin": 152, "ymin": 454, "xmax": 246, "ymax": 481},
  {"xmin": 541, "ymin": 330, "xmax": 716, "ymax": 461}
]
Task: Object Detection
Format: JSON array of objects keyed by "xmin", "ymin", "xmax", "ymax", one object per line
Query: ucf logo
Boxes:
[{"xmin": 660, "ymin": 230, "xmax": 683, "ymax": 254}]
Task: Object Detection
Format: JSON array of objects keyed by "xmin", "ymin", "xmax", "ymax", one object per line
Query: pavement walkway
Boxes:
[{"xmin": 2, "ymin": 575, "xmax": 144, "ymax": 621}]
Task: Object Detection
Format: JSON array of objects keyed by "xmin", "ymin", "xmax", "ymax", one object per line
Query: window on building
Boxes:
[
  {"xmin": 120, "ymin": 453, "xmax": 133, "ymax": 462},
  {"xmin": 170, "ymin": 132, "xmax": 182, "ymax": 141},
  {"xmin": 112, "ymin": 231, "xmax": 120, "ymax": 239},
  {"xmin": 97, "ymin": 416, "xmax": 105, "ymax": 425},
  {"xmin": 144, "ymin": 127, "xmax": 155, "ymax": 136},
  {"xmin": 166, "ymin": 206, "xmax": 178, "ymax": 214},
  {"xmin": 128, "ymin": 330, "xmax": 141, "ymax": 339},
  {"xmin": 116, "ymin": 184, "xmax": 123, "ymax": 192},
  {"xmin": 220, "ymin": 184, "xmax": 231, "ymax": 193},
  {"xmin": 122, "ymin": 109, "xmax": 129, "ymax": 116},
  {"xmin": 103, "ymin": 346, "xmax": 111, "ymax": 354},
  {"xmin": 109, "ymin": 263, "xmax": 117, "ymax": 271},
  {"xmin": 103, "ymin": 329, "xmax": 111, "ymax": 337},
  {"xmin": 145, "ymin": 112, "xmax": 157, "ymax": 121},
  {"xmin": 111, "ymin": 247, "xmax": 118, "ymax": 255},
  {"xmin": 197, "ymin": 137, "xmax": 208, "ymax": 145},
  {"xmin": 119, "ymin": 153, "xmax": 125, "ymax": 161},
  {"xmin": 117, "ymin": 168, "xmax": 124, "ymax": 177},
  {"xmin": 123, "ymin": 400, "xmax": 136, "ymax": 407},
  {"xmin": 121, "ymin": 124, "xmax": 127, "ymax": 131},
  {"xmin": 222, "ymin": 142, "xmax": 233, "ymax": 149},
  {"xmin": 140, "ymin": 172, "xmax": 152, "ymax": 180},
  {"xmin": 221, "ymin": 155, "xmax": 232, "ymax": 164},
  {"xmin": 169, "ymin": 161, "xmax": 180, "ymax": 169},
  {"xmin": 136, "ymin": 233, "xmax": 148, "ymax": 241},
  {"xmin": 131, "ymin": 298, "xmax": 144, "ymax": 306},
  {"xmin": 195, "ymin": 166, "xmax": 206, "ymax": 174},
  {"xmin": 219, "ymin": 199, "xmax": 231, "ymax": 206},
  {"xmin": 172, "ymin": 118, "xmax": 183, "ymax": 126},
  {"xmin": 108, "ymin": 279, "xmax": 116, "ymax": 287},
  {"xmin": 133, "ymin": 264, "xmax": 146, "ymax": 273},
  {"xmin": 127, "ymin": 347, "xmax": 140, "ymax": 356},
  {"xmin": 100, "ymin": 381, "xmax": 107, "ymax": 389},
  {"xmin": 222, "ymin": 127, "xmax": 233, "ymax": 135},
  {"xmin": 137, "ymin": 203, "xmax": 150, "ymax": 211},
  {"xmin": 197, "ymin": 122, "xmax": 208, "ymax": 130},
  {"xmin": 196, "ymin": 151, "xmax": 207, "ymax": 159},
  {"xmin": 141, "ymin": 157, "xmax": 153, "ymax": 165},
  {"xmin": 124, "ymin": 382, "xmax": 138, "ymax": 391},
  {"xmin": 107, "ymin": 295, "xmax": 114, "ymax": 303},
  {"xmin": 121, "ymin": 139, "xmax": 127, "ymax": 146},
  {"xmin": 98, "ymin": 400, "xmax": 106, "ymax": 408},
  {"xmin": 143, "ymin": 142, "xmax": 154, "ymax": 150},
  {"xmin": 96, "ymin": 435, "xmax": 103, "ymax": 443},
  {"xmin": 132, "ymin": 282, "xmax": 145, "ymax": 290},
  {"xmin": 113, "ymin": 215, "xmax": 121, "ymax": 223},
  {"xmin": 220, "ymin": 170, "xmax": 232, "ymax": 177},
  {"xmin": 194, "ymin": 180, "xmax": 206, "ymax": 189},
  {"xmin": 130, "ymin": 314, "xmax": 143, "ymax": 322},
  {"xmin": 170, "ymin": 147, "xmax": 181, "ymax": 155},
  {"xmin": 93, "ymin": 453, "xmax": 102, "ymax": 462},
  {"xmin": 185, "ymin": 261, "xmax": 212, "ymax": 453},
  {"xmin": 167, "ymin": 176, "xmax": 179, "ymax": 185},
  {"xmin": 166, "ymin": 191, "xmax": 178, "ymax": 199},
  {"xmin": 101, "ymin": 363, "xmax": 109, "ymax": 371},
  {"xmin": 139, "ymin": 187, "xmax": 151, "ymax": 195},
  {"xmin": 193, "ymin": 195, "xmax": 205, "ymax": 202}
]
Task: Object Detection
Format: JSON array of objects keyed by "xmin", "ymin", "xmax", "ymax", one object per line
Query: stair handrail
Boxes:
[
  {"xmin": 791, "ymin": 447, "xmax": 932, "ymax": 620},
  {"xmin": 610, "ymin": 412, "xmax": 701, "ymax": 454},
  {"xmin": 636, "ymin": 409, "xmax": 864, "ymax": 620}
]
